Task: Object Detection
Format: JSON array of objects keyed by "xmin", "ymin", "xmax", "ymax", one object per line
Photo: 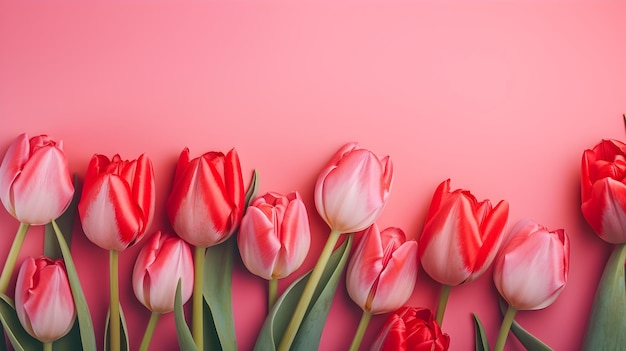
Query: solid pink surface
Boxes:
[{"xmin": 1, "ymin": 1, "xmax": 625, "ymax": 350}]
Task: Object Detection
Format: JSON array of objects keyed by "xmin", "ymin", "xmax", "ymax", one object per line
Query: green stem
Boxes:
[
  {"xmin": 192, "ymin": 245, "xmax": 205, "ymax": 351},
  {"xmin": 278, "ymin": 230, "xmax": 343, "ymax": 351},
  {"xmin": 43, "ymin": 342, "xmax": 52, "ymax": 351},
  {"xmin": 268, "ymin": 278, "xmax": 278, "ymax": 310},
  {"xmin": 494, "ymin": 304, "xmax": 517, "ymax": 351},
  {"xmin": 435, "ymin": 284, "xmax": 451, "ymax": 326},
  {"xmin": 0, "ymin": 222, "xmax": 30, "ymax": 293},
  {"xmin": 139, "ymin": 311, "xmax": 160, "ymax": 351},
  {"xmin": 109, "ymin": 250, "xmax": 120, "ymax": 351},
  {"xmin": 348, "ymin": 310, "xmax": 372, "ymax": 351}
]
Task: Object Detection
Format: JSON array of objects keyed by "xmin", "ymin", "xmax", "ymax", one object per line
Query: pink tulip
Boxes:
[
  {"xmin": 238, "ymin": 191, "xmax": 311, "ymax": 280},
  {"xmin": 132, "ymin": 231, "xmax": 194, "ymax": 314},
  {"xmin": 347, "ymin": 225, "xmax": 418, "ymax": 314},
  {"xmin": 315, "ymin": 142, "xmax": 393, "ymax": 234},
  {"xmin": 167, "ymin": 147, "xmax": 245, "ymax": 247},
  {"xmin": 14, "ymin": 256, "xmax": 76, "ymax": 343},
  {"xmin": 493, "ymin": 219, "xmax": 570, "ymax": 310},
  {"xmin": 0, "ymin": 133, "xmax": 74, "ymax": 225},
  {"xmin": 78, "ymin": 153, "xmax": 155, "ymax": 251},
  {"xmin": 581, "ymin": 139, "xmax": 626, "ymax": 244},
  {"xmin": 418, "ymin": 179, "xmax": 509, "ymax": 286},
  {"xmin": 371, "ymin": 307, "xmax": 450, "ymax": 351}
]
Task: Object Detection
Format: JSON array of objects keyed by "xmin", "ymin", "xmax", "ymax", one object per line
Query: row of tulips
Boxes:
[{"xmin": 0, "ymin": 131, "xmax": 624, "ymax": 350}]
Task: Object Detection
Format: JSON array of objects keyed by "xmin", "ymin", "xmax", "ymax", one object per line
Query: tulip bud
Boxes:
[
  {"xmin": 315, "ymin": 142, "xmax": 393, "ymax": 234},
  {"xmin": 346, "ymin": 225, "xmax": 417, "ymax": 314},
  {"xmin": 14, "ymin": 256, "xmax": 76, "ymax": 343},
  {"xmin": 493, "ymin": 219, "xmax": 570, "ymax": 310},
  {"xmin": 132, "ymin": 231, "xmax": 194, "ymax": 313},
  {"xmin": 418, "ymin": 179, "xmax": 509, "ymax": 286},
  {"xmin": 0, "ymin": 133, "xmax": 74, "ymax": 225},
  {"xmin": 238, "ymin": 191, "xmax": 311, "ymax": 280},
  {"xmin": 78, "ymin": 153, "xmax": 156, "ymax": 251},
  {"xmin": 167, "ymin": 148, "xmax": 245, "ymax": 247},
  {"xmin": 371, "ymin": 306, "xmax": 450, "ymax": 351}
]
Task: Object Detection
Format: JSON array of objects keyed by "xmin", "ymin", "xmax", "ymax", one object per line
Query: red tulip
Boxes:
[
  {"xmin": 581, "ymin": 139, "xmax": 626, "ymax": 244},
  {"xmin": 346, "ymin": 225, "xmax": 417, "ymax": 314},
  {"xmin": 14, "ymin": 256, "xmax": 76, "ymax": 343},
  {"xmin": 371, "ymin": 306, "xmax": 450, "ymax": 351},
  {"xmin": 493, "ymin": 219, "xmax": 570, "ymax": 310},
  {"xmin": 314, "ymin": 142, "xmax": 393, "ymax": 234},
  {"xmin": 0, "ymin": 133, "xmax": 74, "ymax": 225},
  {"xmin": 78, "ymin": 153, "xmax": 155, "ymax": 251},
  {"xmin": 238, "ymin": 191, "xmax": 311, "ymax": 280},
  {"xmin": 167, "ymin": 148, "xmax": 245, "ymax": 247},
  {"xmin": 132, "ymin": 231, "xmax": 194, "ymax": 313},
  {"xmin": 418, "ymin": 179, "xmax": 509, "ymax": 286}
]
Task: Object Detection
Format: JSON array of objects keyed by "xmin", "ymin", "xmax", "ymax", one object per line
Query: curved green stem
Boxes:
[
  {"xmin": 0, "ymin": 222, "xmax": 30, "ymax": 293},
  {"xmin": 278, "ymin": 230, "xmax": 343, "ymax": 351},
  {"xmin": 268, "ymin": 278, "xmax": 278, "ymax": 310},
  {"xmin": 139, "ymin": 311, "xmax": 160, "ymax": 351},
  {"xmin": 349, "ymin": 310, "xmax": 372, "ymax": 351},
  {"xmin": 435, "ymin": 284, "xmax": 451, "ymax": 326},
  {"xmin": 43, "ymin": 342, "xmax": 52, "ymax": 351},
  {"xmin": 109, "ymin": 250, "xmax": 120, "ymax": 351},
  {"xmin": 494, "ymin": 304, "xmax": 517, "ymax": 351},
  {"xmin": 192, "ymin": 246, "xmax": 205, "ymax": 351}
]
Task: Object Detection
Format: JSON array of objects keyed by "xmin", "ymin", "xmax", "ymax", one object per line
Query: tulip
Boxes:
[
  {"xmin": 581, "ymin": 139, "xmax": 626, "ymax": 244},
  {"xmin": 132, "ymin": 231, "xmax": 194, "ymax": 351},
  {"xmin": 166, "ymin": 147, "xmax": 245, "ymax": 247},
  {"xmin": 0, "ymin": 133, "xmax": 74, "ymax": 293},
  {"xmin": 418, "ymin": 179, "xmax": 508, "ymax": 324},
  {"xmin": 492, "ymin": 219, "xmax": 569, "ymax": 351},
  {"xmin": 237, "ymin": 191, "xmax": 311, "ymax": 308},
  {"xmin": 14, "ymin": 256, "xmax": 76, "ymax": 347},
  {"xmin": 370, "ymin": 307, "xmax": 450, "ymax": 351},
  {"xmin": 346, "ymin": 225, "xmax": 418, "ymax": 351}
]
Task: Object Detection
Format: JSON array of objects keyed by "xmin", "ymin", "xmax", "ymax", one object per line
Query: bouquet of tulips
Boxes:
[{"xmin": 0, "ymin": 127, "xmax": 624, "ymax": 351}]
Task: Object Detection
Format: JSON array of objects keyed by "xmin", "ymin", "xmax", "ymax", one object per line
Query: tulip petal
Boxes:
[
  {"xmin": 369, "ymin": 242, "xmax": 418, "ymax": 314},
  {"xmin": 275, "ymin": 198, "xmax": 310, "ymax": 278},
  {"xmin": 583, "ymin": 178, "xmax": 626, "ymax": 243},
  {"xmin": 238, "ymin": 207, "xmax": 281, "ymax": 279},
  {"xmin": 0, "ymin": 133, "xmax": 30, "ymax": 216}
]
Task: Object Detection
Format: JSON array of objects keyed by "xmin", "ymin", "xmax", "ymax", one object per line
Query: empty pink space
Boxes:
[{"xmin": 1, "ymin": 0, "xmax": 625, "ymax": 350}]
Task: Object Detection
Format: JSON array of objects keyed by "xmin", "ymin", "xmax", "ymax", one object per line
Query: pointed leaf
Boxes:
[
  {"xmin": 103, "ymin": 303, "xmax": 129, "ymax": 351},
  {"xmin": 497, "ymin": 299, "xmax": 553, "ymax": 351},
  {"xmin": 202, "ymin": 298, "xmax": 220, "ymax": 351},
  {"xmin": 245, "ymin": 169, "xmax": 259, "ymax": 207},
  {"xmin": 472, "ymin": 313, "xmax": 490, "ymax": 351},
  {"xmin": 582, "ymin": 243, "xmax": 626, "ymax": 350},
  {"xmin": 44, "ymin": 175, "xmax": 79, "ymax": 259},
  {"xmin": 254, "ymin": 235, "xmax": 352, "ymax": 350},
  {"xmin": 0, "ymin": 293, "xmax": 41, "ymax": 351},
  {"xmin": 174, "ymin": 280, "xmax": 198, "ymax": 351}
]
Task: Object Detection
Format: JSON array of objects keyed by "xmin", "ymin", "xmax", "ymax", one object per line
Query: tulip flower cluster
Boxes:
[{"xmin": 0, "ymin": 131, "xmax": 620, "ymax": 351}]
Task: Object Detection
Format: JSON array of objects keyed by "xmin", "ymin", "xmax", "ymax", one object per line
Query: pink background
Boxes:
[{"xmin": 1, "ymin": 0, "xmax": 625, "ymax": 350}]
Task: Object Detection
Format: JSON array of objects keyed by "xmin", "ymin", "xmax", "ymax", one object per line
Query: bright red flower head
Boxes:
[{"xmin": 371, "ymin": 306, "xmax": 450, "ymax": 351}]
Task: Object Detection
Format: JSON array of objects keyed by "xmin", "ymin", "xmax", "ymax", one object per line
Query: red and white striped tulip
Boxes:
[
  {"xmin": 315, "ymin": 142, "xmax": 393, "ymax": 234},
  {"xmin": 14, "ymin": 256, "xmax": 76, "ymax": 343},
  {"xmin": 78, "ymin": 153, "xmax": 155, "ymax": 251},
  {"xmin": 0, "ymin": 133, "xmax": 74, "ymax": 225},
  {"xmin": 238, "ymin": 191, "xmax": 311, "ymax": 280},
  {"xmin": 418, "ymin": 179, "xmax": 509, "ymax": 286},
  {"xmin": 346, "ymin": 225, "xmax": 418, "ymax": 315},
  {"xmin": 167, "ymin": 148, "xmax": 245, "ymax": 247},
  {"xmin": 493, "ymin": 219, "xmax": 570, "ymax": 310},
  {"xmin": 132, "ymin": 231, "xmax": 194, "ymax": 314}
]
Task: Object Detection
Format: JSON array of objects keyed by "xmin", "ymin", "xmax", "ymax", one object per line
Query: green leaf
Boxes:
[
  {"xmin": 497, "ymin": 299, "xmax": 553, "ymax": 351},
  {"xmin": 52, "ymin": 321, "xmax": 82, "ymax": 351},
  {"xmin": 50, "ymin": 220, "xmax": 96, "ymax": 351},
  {"xmin": 253, "ymin": 235, "xmax": 353, "ymax": 351},
  {"xmin": 202, "ymin": 298, "xmax": 221, "ymax": 351},
  {"xmin": 174, "ymin": 280, "xmax": 198, "ymax": 351},
  {"xmin": 472, "ymin": 313, "xmax": 490, "ymax": 351},
  {"xmin": 0, "ymin": 293, "xmax": 41, "ymax": 351},
  {"xmin": 582, "ymin": 243, "xmax": 626, "ymax": 351},
  {"xmin": 245, "ymin": 169, "xmax": 259, "ymax": 207},
  {"xmin": 103, "ymin": 303, "xmax": 129, "ymax": 351},
  {"xmin": 44, "ymin": 174, "xmax": 79, "ymax": 259}
]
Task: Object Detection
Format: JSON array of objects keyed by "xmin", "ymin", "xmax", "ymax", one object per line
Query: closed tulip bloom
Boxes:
[
  {"xmin": 238, "ymin": 191, "xmax": 311, "ymax": 280},
  {"xmin": 78, "ymin": 154, "xmax": 155, "ymax": 251},
  {"xmin": 347, "ymin": 225, "xmax": 418, "ymax": 314},
  {"xmin": 167, "ymin": 147, "xmax": 245, "ymax": 247},
  {"xmin": 371, "ymin": 307, "xmax": 450, "ymax": 351},
  {"xmin": 315, "ymin": 142, "xmax": 393, "ymax": 234},
  {"xmin": 0, "ymin": 133, "xmax": 74, "ymax": 225},
  {"xmin": 418, "ymin": 179, "xmax": 509, "ymax": 286},
  {"xmin": 132, "ymin": 231, "xmax": 194, "ymax": 313},
  {"xmin": 493, "ymin": 219, "xmax": 570, "ymax": 310},
  {"xmin": 581, "ymin": 139, "xmax": 626, "ymax": 244},
  {"xmin": 15, "ymin": 256, "xmax": 76, "ymax": 343}
]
